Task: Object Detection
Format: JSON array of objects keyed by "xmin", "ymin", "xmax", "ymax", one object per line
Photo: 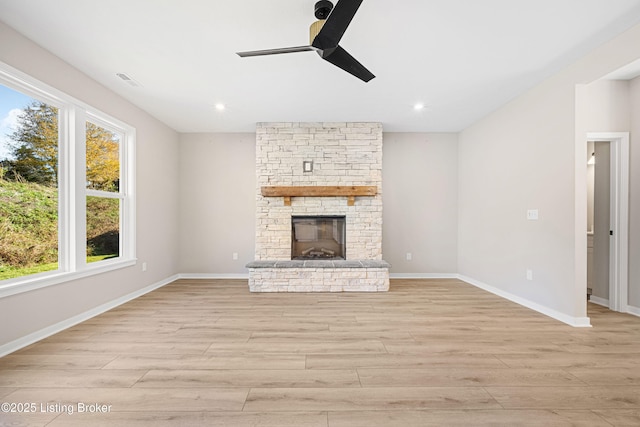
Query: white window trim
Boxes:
[{"xmin": 0, "ymin": 61, "xmax": 136, "ymax": 299}]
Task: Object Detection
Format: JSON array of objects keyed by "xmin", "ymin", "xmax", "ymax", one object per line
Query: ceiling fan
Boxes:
[{"xmin": 236, "ymin": 0, "xmax": 375, "ymax": 82}]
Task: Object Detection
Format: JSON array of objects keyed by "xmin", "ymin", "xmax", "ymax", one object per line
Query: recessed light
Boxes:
[
  {"xmin": 413, "ymin": 103, "xmax": 425, "ymax": 111},
  {"xmin": 214, "ymin": 103, "xmax": 226, "ymax": 111}
]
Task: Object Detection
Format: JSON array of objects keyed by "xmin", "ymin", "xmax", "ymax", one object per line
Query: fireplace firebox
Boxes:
[{"xmin": 291, "ymin": 216, "xmax": 345, "ymax": 260}]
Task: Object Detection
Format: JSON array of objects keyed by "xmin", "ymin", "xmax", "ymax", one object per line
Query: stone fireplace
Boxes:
[{"xmin": 247, "ymin": 122, "xmax": 390, "ymax": 292}]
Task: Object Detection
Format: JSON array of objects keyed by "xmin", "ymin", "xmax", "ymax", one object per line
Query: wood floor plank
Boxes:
[
  {"xmin": 327, "ymin": 410, "xmax": 612, "ymax": 427},
  {"xmin": 83, "ymin": 330, "xmax": 251, "ymax": 343},
  {"xmin": 244, "ymin": 387, "xmax": 500, "ymax": 411},
  {"xmin": 0, "ymin": 354, "xmax": 116, "ymax": 370},
  {"xmin": 485, "ymin": 386, "xmax": 640, "ymax": 409},
  {"xmin": 135, "ymin": 369, "xmax": 360, "ymax": 388},
  {"xmin": 328, "ymin": 322, "xmax": 478, "ymax": 333},
  {"xmin": 211, "ymin": 320, "xmax": 330, "ymax": 332},
  {"xmin": 306, "ymin": 353, "xmax": 508, "ymax": 370},
  {"xmin": 592, "ymin": 409, "xmax": 640, "ymax": 426},
  {"xmin": 248, "ymin": 331, "xmax": 415, "ymax": 342},
  {"xmin": 3, "ymin": 387, "xmax": 249, "ymax": 412},
  {"xmin": 102, "ymin": 354, "xmax": 306, "ymax": 370},
  {"xmin": 46, "ymin": 411, "xmax": 328, "ymax": 427},
  {"xmin": 408, "ymin": 331, "xmax": 576, "ymax": 343},
  {"xmin": 0, "ymin": 411, "xmax": 59, "ymax": 427},
  {"xmin": 205, "ymin": 340, "xmax": 387, "ymax": 354},
  {"xmin": 357, "ymin": 367, "xmax": 587, "ymax": 387},
  {"xmin": 566, "ymin": 367, "xmax": 640, "ymax": 385},
  {"xmin": 16, "ymin": 342, "xmax": 212, "ymax": 355},
  {"xmin": 383, "ymin": 341, "xmax": 565, "ymax": 355},
  {"xmin": 495, "ymin": 353, "xmax": 640, "ymax": 369},
  {"xmin": 0, "ymin": 370, "xmax": 146, "ymax": 388},
  {"xmin": 562, "ymin": 343, "xmax": 640, "ymax": 353},
  {"xmin": 0, "ymin": 387, "xmax": 15, "ymax": 397}
]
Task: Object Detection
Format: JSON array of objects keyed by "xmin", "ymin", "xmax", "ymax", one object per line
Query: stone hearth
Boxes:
[
  {"xmin": 247, "ymin": 122, "xmax": 389, "ymax": 292},
  {"xmin": 246, "ymin": 260, "xmax": 390, "ymax": 292}
]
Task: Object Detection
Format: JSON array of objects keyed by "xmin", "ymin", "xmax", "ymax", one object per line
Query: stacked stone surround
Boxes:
[{"xmin": 248, "ymin": 122, "xmax": 389, "ymax": 292}]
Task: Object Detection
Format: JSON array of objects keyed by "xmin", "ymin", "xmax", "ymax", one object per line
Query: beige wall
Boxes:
[
  {"xmin": 581, "ymin": 80, "xmax": 631, "ymax": 130},
  {"xmin": 459, "ymin": 87, "xmax": 578, "ymax": 316},
  {"xmin": 0, "ymin": 22, "xmax": 180, "ymax": 347},
  {"xmin": 382, "ymin": 133, "xmax": 458, "ymax": 274},
  {"xmin": 459, "ymin": 23, "xmax": 640, "ymax": 322},
  {"xmin": 177, "ymin": 132, "xmax": 459, "ymax": 275},
  {"xmin": 178, "ymin": 133, "xmax": 256, "ymax": 274}
]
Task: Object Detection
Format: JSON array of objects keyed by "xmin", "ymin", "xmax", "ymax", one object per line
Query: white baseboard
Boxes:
[
  {"xmin": 588, "ymin": 295, "xmax": 609, "ymax": 307},
  {"xmin": 180, "ymin": 273, "xmax": 459, "ymax": 280},
  {"xmin": 626, "ymin": 304, "xmax": 640, "ymax": 317},
  {"xmin": 0, "ymin": 274, "xmax": 179, "ymax": 357},
  {"xmin": 390, "ymin": 273, "xmax": 458, "ymax": 279},
  {"xmin": 180, "ymin": 273, "xmax": 460, "ymax": 280},
  {"xmin": 177, "ymin": 273, "xmax": 249, "ymax": 280},
  {"xmin": 458, "ymin": 275, "xmax": 592, "ymax": 327}
]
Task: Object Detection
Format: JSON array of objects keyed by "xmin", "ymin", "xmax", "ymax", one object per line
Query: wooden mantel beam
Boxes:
[{"xmin": 261, "ymin": 186, "xmax": 377, "ymax": 206}]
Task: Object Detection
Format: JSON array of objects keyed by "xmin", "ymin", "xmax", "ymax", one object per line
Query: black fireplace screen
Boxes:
[{"xmin": 291, "ymin": 216, "xmax": 346, "ymax": 260}]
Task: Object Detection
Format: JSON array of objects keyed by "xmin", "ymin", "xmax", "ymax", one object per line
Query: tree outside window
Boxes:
[
  {"xmin": 1, "ymin": 99, "xmax": 59, "ymax": 280},
  {"xmin": 86, "ymin": 121, "xmax": 121, "ymax": 263}
]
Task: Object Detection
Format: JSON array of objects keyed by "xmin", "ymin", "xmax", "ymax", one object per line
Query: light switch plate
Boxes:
[{"xmin": 527, "ymin": 209, "xmax": 539, "ymax": 220}]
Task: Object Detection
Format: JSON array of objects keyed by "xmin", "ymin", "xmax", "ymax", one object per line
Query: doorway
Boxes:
[{"xmin": 586, "ymin": 132, "xmax": 629, "ymax": 313}]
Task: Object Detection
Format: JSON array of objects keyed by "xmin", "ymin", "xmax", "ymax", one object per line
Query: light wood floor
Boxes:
[{"xmin": 1, "ymin": 279, "xmax": 640, "ymax": 426}]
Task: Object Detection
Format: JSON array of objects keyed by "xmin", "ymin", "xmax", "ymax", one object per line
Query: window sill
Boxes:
[{"xmin": 0, "ymin": 259, "xmax": 137, "ymax": 299}]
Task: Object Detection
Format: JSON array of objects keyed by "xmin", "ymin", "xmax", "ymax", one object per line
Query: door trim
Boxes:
[{"xmin": 587, "ymin": 132, "xmax": 629, "ymax": 312}]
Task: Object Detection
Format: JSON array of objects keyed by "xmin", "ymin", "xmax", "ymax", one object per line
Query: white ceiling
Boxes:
[{"xmin": 2, "ymin": 0, "xmax": 640, "ymax": 133}]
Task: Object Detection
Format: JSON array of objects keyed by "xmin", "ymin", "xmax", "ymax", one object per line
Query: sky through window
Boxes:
[{"xmin": 0, "ymin": 84, "xmax": 34, "ymax": 160}]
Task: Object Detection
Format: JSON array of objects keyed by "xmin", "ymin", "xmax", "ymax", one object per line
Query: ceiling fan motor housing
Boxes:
[
  {"xmin": 310, "ymin": 20, "xmax": 325, "ymax": 44},
  {"xmin": 314, "ymin": 1, "xmax": 333, "ymax": 19}
]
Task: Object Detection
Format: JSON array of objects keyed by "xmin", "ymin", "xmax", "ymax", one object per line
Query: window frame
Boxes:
[
  {"xmin": 0, "ymin": 61, "xmax": 136, "ymax": 298},
  {"xmin": 85, "ymin": 113, "xmax": 133, "ymax": 264}
]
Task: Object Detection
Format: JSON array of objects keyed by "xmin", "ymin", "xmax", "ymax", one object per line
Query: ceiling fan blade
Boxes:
[
  {"xmin": 237, "ymin": 45, "xmax": 317, "ymax": 57},
  {"xmin": 321, "ymin": 45, "xmax": 375, "ymax": 82},
  {"xmin": 312, "ymin": 0, "xmax": 363, "ymax": 50}
]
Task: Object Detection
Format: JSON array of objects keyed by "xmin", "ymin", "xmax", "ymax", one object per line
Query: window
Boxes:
[
  {"xmin": 0, "ymin": 89, "xmax": 60, "ymax": 281},
  {"xmin": 86, "ymin": 120, "xmax": 121, "ymax": 263},
  {"xmin": 0, "ymin": 62, "xmax": 135, "ymax": 296}
]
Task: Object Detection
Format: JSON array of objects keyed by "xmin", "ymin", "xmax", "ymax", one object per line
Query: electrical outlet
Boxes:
[
  {"xmin": 527, "ymin": 209, "xmax": 539, "ymax": 220},
  {"xmin": 406, "ymin": 253, "xmax": 412, "ymax": 261},
  {"xmin": 232, "ymin": 252, "xmax": 238, "ymax": 261},
  {"xmin": 142, "ymin": 262, "xmax": 147, "ymax": 272},
  {"xmin": 526, "ymin": 269, "xmax": 533, "ymax": 281}
]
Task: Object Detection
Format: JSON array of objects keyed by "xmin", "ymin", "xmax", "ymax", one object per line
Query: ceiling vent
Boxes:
[{"xmin": 116, "ymin": 72, "xmax": 141, "ymax": 87}]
